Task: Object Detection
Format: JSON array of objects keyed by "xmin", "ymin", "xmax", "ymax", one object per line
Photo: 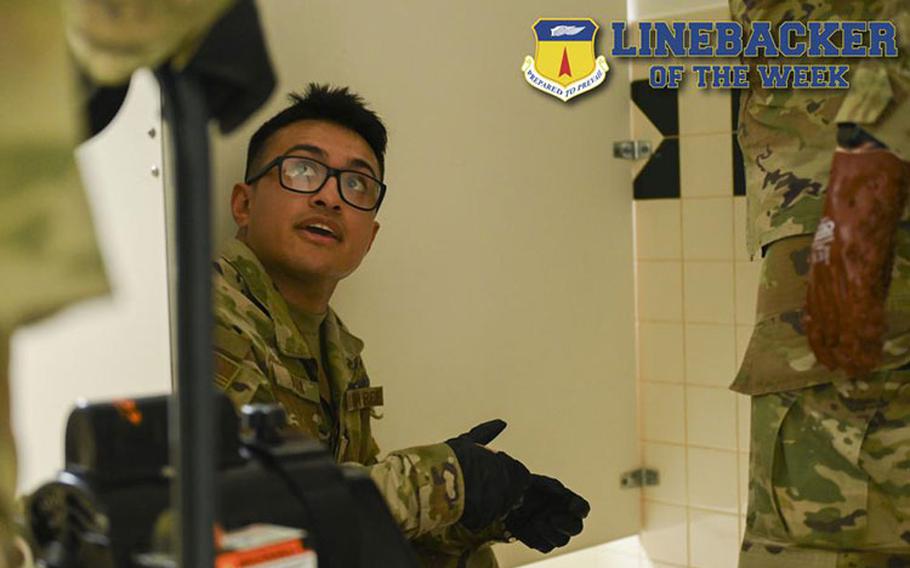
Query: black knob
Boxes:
[{"xmin": 240, "ymin": 404, "xmax": 287, "ymax": 445}]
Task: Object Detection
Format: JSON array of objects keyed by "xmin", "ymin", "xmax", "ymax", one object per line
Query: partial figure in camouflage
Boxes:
[
  {"xmin": 1, "ymin": 1, "xmax": 239, "ymax": 565},
  {"xmin": 731, "ymin": 1, "xmax": 910, "ymax": 566}
]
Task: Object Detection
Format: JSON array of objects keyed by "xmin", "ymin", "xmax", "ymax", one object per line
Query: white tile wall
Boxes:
[
  {"xmin": 683, "ymin": 262, "xmax": 735, "ymax": 324},
  {"xmin": 688, "ymin": 510, "xmax": 740, "ymax": 568},
  {"xmin": 684, "ymin": 324, "xmax": 736, "ymax": 388},
  {"xmin": 734, "ymin": 261, "xmax": 762, "ymax": 326},
  {"xmin": 642, "ymin": 382, "xmax": 686, "ymax": 444},
  {"xmin": 629, "ymin": 6, "xmax": 760, "ymax": 568},
  {"xmin": 738, "ymin": 451, "xmax": 750, "ymax": 514},
  {"xmin": 685, "ymin": 387, "xmax": 737, "ymax": 450},
  {"xmin": 682, "ymin": 198, "xmax": 734, "ymax": 261},
  {"xmin": 680, "ymin": 134, "xmax": 733, "ymax": 199},
  {"xmin": 687, "ymin": 448, "xmax": 739, "ymax": 514},
  {"xmin": 734, "ymin": 325, "xmax": 752, "ymax": 369},
  {"xmin": 639, "ymin": 322, "xmax": 686, "ymax": 383},
  {"xmin": 641, "ymin": 502, "xmax": 689, "ymax": 565},
  {"xmin": 644, "ymin": 443, "xmax": 688, "ymax": 505},
  {"xmin": 678, "ymin": 82, "xmax": 733, "ymax": 137},
  {"xmin": 733, "ymin": 197, "xmax": 749, "ymax": 261},
  {"xmin": 638, "ymin": 261, "xmax": 684, "ymax": 322},
  {"xmin": 636, "ymin": 201, "xmax": 683, "ymax": 260},
  {"xmin": 736, "ymin": 394, "xmax": 750, "ymax": 454}
]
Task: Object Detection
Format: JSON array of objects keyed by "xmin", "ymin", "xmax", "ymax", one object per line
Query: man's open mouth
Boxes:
[{"xmin": 302, "ymin": 222, "xmax": 339, "ymax": 240}]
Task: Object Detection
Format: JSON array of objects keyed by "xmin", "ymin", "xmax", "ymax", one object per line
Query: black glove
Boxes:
[
  {"xmin": 505, "ymin": 474, "xmax": 590, "ymax": 553},
  {"xmin": 445, "ymin": 419, "xmax": 531, "ymax": 531}
]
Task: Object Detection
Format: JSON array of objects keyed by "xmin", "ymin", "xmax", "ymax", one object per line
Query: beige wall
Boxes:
[{"xmin": 212, "ymin": 2, "xmax": 639, "ymax": 566}]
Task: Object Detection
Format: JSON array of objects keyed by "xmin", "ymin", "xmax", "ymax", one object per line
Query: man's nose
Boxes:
[{"xmin": 309, "ymin": 174, "xmax": 343, "ymax": 211}]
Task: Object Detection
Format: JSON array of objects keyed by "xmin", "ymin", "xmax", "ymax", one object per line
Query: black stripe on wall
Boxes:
[
  {"xmin": 634, "ymin": 138, "xmax": 680, "ymax": 200},
  {"xmin": 731, "ymin": 89, "xmax": 745, "ymax": 197},
  {"xmin": 632, "ymin": 79, "xmax": 679, "ymax": 137}
]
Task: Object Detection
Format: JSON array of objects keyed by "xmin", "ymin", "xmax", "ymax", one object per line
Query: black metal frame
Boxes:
[{"xmin": 156, "ymin": 68, "xmax": 216, "ymax": 568}]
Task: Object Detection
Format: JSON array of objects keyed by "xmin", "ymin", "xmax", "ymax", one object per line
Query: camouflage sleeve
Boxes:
[
  {"xmin": 349, "ymin": 443, "xmax": 466, "ymax": 539},
  {"xmin": 834, "ymin": 11, "xmax": 910, "ymax": 161},
  {"xmin": 64, "ymin": 0, "xmax": 233, "ymax": 85},
  {"xmin": 1, "ymin": 2, "xmax": 109, "ymax": 331}
]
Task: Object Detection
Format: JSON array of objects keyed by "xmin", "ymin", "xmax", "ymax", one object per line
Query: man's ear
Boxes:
[
  {"xmin": 366, "ymin": 221, "xmax": 380, "ymax": 253},
  {"xmin": 231, "ymin": 183, "xmax": 253, "ymax": 231}
]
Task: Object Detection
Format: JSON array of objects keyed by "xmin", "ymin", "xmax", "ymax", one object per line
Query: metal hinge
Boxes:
[
  {"xmin": 613, "ymin": 140, "xmax": 652, "ymax": 160},
  {"xmin": 620, "ymin": 467, "xmax": 659, "ymax": 489}
]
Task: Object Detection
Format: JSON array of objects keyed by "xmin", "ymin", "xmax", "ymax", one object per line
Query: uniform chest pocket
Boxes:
[
  {"xmin": 217, "ymin": 361, "xmax": 271, "ymax": 408},
  {"xmin": 269, "ymin": 360, "xmax": 330, "ymax": 440},
  {"xmin": 270, "ymin": 359, "xmax": 321, "ymax": 403}
]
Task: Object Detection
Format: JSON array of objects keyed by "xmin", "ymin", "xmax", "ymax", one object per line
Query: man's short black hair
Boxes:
[{"xmin": 245, "ymin": 84, "xmax": 388, "ymax": 180}]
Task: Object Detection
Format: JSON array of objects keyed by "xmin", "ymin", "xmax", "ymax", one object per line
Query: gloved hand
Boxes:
[
  {"xmin": 804, "ymin": 147, "xmax": 910, "ymax": 375},
  {"xmin": 445, "ymin": 420, "xmax": 531, "ymax": 531},
  {"xmin": 504, "ymin": 474, "xmax": 590, "ymax": 553}
]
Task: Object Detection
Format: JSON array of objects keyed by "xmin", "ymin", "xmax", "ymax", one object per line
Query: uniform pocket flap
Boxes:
[
  {"xmin": 214, "ymin": 325, "xmax": 252, "ymax": 360},
  {"xmin": 271, "ymin": 361, "xmax": 322, "ymax": 404},
  {"xmin": 222, "ymin": 366, "xmax": 267, "ymax": 407}
]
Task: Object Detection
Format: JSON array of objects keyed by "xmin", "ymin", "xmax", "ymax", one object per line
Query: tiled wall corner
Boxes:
[{"xmin": 631, "ymin": 4, "xmax": 755, "ymax": 567}]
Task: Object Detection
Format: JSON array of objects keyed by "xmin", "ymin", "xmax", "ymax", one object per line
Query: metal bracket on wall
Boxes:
[
  {"xmin": 613, "ymin": 140, "xmax": 652, "ymax": 160},
  {"xmin": 620, "ymin": 467, "xmax": 659, "ymax": 489}
]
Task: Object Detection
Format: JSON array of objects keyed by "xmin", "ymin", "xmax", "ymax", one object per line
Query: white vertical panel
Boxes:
[{"xmin": 11, "ymin": 70, "xmax": 172, "ymax": 492}]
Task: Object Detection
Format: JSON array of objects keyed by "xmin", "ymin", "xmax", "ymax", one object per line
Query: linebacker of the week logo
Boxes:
[{"xmin": 522, "ymin": 18, "xmax": 609, "ymax": 102}]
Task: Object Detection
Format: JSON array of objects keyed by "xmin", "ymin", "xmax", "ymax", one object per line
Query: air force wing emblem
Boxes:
[{"xmin": 522, "ymin": 18, "xmax": 609, "ymax": 102}]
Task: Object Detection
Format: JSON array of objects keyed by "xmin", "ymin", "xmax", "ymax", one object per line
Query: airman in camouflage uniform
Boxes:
[
  {"xmin": 213, "ymin": 239, "xmax": 471, "ymax": 541},
  {"xmin": 211, "ymin": 86, "xmax": 535, "ymax": 567},
  {"xmin": 731, "ymin": 1, "xmax": 910, "ymax": 566}
]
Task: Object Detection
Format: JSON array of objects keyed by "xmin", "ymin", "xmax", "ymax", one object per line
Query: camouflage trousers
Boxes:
[{"xmin": 740, "ymin": 367, "xmax": 910, "ymax": 568}]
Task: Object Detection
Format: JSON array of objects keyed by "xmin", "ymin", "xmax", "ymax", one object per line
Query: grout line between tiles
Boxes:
[
  {"xmin": 677, "ymin": 318, "xmax": 736, "ymax": 326},
  {"xmin": 632, "ymin": 200, "xmax": 649, "ymax": 547},
  {"xmin": 678, "ymin": 185, "xmax": 692, "ymax": 568},
  {"xmin": 686, "ymin": 504, "xmax": 742, "ymax": 517},
  {"xmin": 638, "ymin": 377, "xmax": 686, "ymax": 386},
  {"xmin": 679, "ymin": 194, "xmax": 735, "ymax": 200},
  {"xmin": 641, "ymin": 378, "xmax": 740, "ymax": 390},
  {"xmin": 642, "ymin": 499, "xmax": 741, "ymax": 532},
  {"xmin": 677, "ymin": 129, "xmax": 736, "ymax": 138},
  {"xmin": 643, "ymin": 439, "xmax": 739, "ymax": 453},
  {"xmin": 640, "ymin": 256, "xmax": 733, "ymax": 263},
  {"xmin": 685, "ymin": 381, "xmax": 738, "ymax": 390}
]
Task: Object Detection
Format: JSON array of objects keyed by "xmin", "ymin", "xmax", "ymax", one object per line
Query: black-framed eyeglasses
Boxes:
[{"xmin": 245, "ymin": 155, "xmax": 386, "ymax": 212}]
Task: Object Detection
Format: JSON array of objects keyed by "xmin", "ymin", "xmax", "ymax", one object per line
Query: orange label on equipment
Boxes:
[{"xmin": 215, "ymin": 539, "xmax": 315, "ymax": 568}]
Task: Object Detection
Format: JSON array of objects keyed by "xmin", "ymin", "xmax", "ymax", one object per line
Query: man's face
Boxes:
[{"xmin": 232, "ymin": 120, "xmax": 381, "ymax": 285}]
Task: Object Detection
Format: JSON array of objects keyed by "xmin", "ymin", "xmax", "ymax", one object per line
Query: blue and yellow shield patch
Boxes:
[{"xmin": 522, "ymin": 18, "xmax": 609, "ymax": 102}]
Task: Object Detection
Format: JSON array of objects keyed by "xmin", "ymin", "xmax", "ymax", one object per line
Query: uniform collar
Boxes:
[{"xmin": 220, "ymin": 238, "xmax": 364, "ymax": 361}]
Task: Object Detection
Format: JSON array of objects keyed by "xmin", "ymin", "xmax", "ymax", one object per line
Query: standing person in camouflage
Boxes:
[
  {"xmin": 0, "ymin": 1, "xmax": 121, "ymax": 564},
  {"xmin": 1, "ymin": 1, "xmax": 237, "ymax": 566},
  {"xmin": 731, "ymin": 1, "xmax": 910, "ymax": 567},
  {"xmin": 213, "ymin": 84, "xmax": 590, "ymax": 567}
]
